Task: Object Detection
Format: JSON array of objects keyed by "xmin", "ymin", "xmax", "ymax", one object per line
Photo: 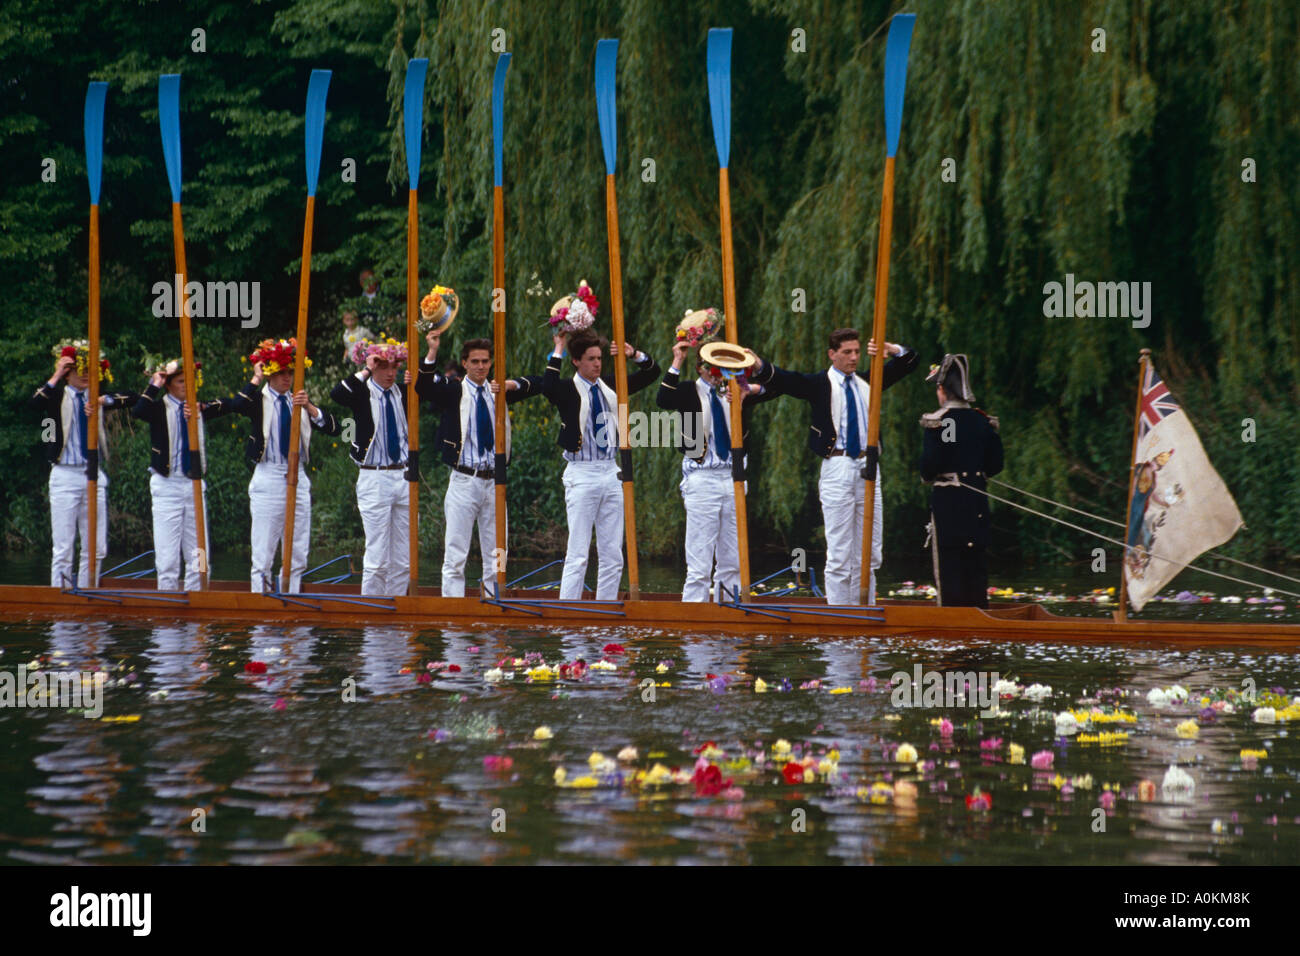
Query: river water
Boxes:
[{"xmin": 2, "ymin": 579, "xmax": 1297, "ymax": 864}]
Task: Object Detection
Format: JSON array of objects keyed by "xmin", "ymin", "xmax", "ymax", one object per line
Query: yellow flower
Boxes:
[
  {"xmin": 589, "ymin": 660, "xmax": 617, "ymax": 671},
  {"xmin": 656, "ymin": 661, "xmax": 670, "ymax": 674},
  {"xmin": 753, "ymin": 677, "xmax": 768, "ymax": 693},
  {"xmin": 643, "ymin": 763, "xmax": 672, "ymax": 785},
  {"xmin": 830, "ymin": 687, "xmax": 852, "ymax": 695},
  {"xmin": 698, "ymin": 743, "xmax": 725, "ymax": 760},
  {"xmin": 525, "ymin": 664, "xmax": 554, "ymax": 680},
  {"xmin": 896, "ymin": 743, "xmax": 918, "ymax": 763},
  {"xmin": 1240, "ymin": 748, "xmax": 1268, "ymax": 760},
  {"xmin": 1008, "ymin": 743, "xmax": 1025, "ymax": 764},
  {"xmin": 533, "ymin": 725, "xmax": 553, "ymax": 741},
  {"xmin": 570, "ymin": 775, "xmax": 598, "ymax": 789},
  {"xmin": 773, "ymin": 739, "xmax": 792, "ymax": 757},
  {"xmin": 802, "ymin": 768, "xmax": 815, "ymax": 784},
  {"xmin": 1176, "ymin": 720, "xmax": 1199, "ymax": 739},
  {"xmin": 553, "ymin": 767, "xmax": 567, "ymax": 785},
  {"xmin": 587, "ymin": 751, "xmax": 606, "ymax": 769}
]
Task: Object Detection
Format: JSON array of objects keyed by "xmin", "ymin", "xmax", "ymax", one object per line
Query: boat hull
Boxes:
[{"xmin": 0, "ymin": 581, "xmax": 1297, "ymax": 646}]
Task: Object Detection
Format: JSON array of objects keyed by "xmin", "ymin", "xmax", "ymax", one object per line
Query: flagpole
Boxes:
[
  {"xmin": 491, "ymin": 53, "xmax": 511, "ymax": 596},
  {"xmin": 706, "ymin": 28, "xmax": 751, "ymax": 603},
  {"xmin": 860, "ymin": 14, "xmax": 915, "ymax": 606},
  {"xmin": 84, "ymin": 81, "xmax": 108, "ymax": 588},
  {"xmin": 159, "ymin": 74, "xmax": 208, "ymax": 591},
  {"xmin": 403, "ymin": 59, "xmax": 429, "ymax": 597},
  {"xmin": 280, "ymin": 70, "xmax": 330, "ymax": 594},
  {"xmin": 1116, "ymin": 347, "xmax": 1150, "ymax": 622},
  {"xmin": 595, "ymin": 39, "xmax": 640, "ymax": 600}
]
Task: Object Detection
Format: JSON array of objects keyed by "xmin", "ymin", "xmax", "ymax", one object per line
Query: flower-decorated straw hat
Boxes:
[
  {"xmin": 249, "ymin": 337, "xmax": 311, "ymax": 376},
  {"xmin": 675, "ymin": 308, "xmax": 723, "ymax": 349},
  {"xmin": 418, "ymin": 284, "xmax": 460, "ymax": 336},
  {"xmin": 51, "ymin": 338, "xmax": 113, "ymax": 383},
  {"xmin": 348, "ymin": 334, "xmax": 408, "ymax": 367},
  {"xmin": 548, "ymin": 279, "xmax": 599, "ymax": 335}
]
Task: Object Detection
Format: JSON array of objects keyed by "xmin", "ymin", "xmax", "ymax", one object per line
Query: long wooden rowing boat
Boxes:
[{"xmin": 3, "ymin": 579, "xmax": 1298, "ymax": 646}]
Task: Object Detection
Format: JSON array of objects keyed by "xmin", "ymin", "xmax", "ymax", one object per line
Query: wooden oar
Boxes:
[
  {"xmin": 860, "ymin": 13, "xmax": 915, "ymax": 605},
  {"xmin": 403, "ymin": 58, "xmax": 429, "ymax": 597},
  {"xmin": 83, "ymin": 80, "xmax": 108, "ymax": 588},
  {"xmin": 705, "ymin": 27, "xmax": 750, "ymax": 603},
  {"xmin": 491, "ymin": 53, "xmax": 511, "ymax": 595},
  {"xmin": 280, "ymin": 69, "xmax": 331, "ymax": 594},
  {"xmin": 1115, "ymin": 347, "xmax": 1151, "ymax": 623},
  {"xmin": 158, "ymin": 74, "xmax": 208, "ymax": 591},
  {"xmin": 595, "ymin": 38, "xmax": 640, "ymax": 601}
]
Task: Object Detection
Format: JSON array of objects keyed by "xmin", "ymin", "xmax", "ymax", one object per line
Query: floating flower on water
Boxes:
[
  {"xmin": 570, "ymin": 775, "xmax": 599, "ymax": 789},
  {"xmin": 868, "ymin": 781, "xmax": 894, "ymax": 804},
  {"xmin": 937, "ymin": 717, "xmax": 954, "ymax": 736},
  {"xmin": 553, "ymin": 767, "xmax": 567, "ymax": 785},
  {"xmin": 656, "ymin": 661, "xmax": 670, "ymax": 674},
  {"xmin": 895, "ymin": 743, "xmax": 918, "ymax": 763},
  {"xmin": 782, "ymin": 762, "xmax": 804, "ymax": 785},
  {"xmin": 1168, "ymin": 684, "xmax": 1189, "ymax": 703},
  {"xmin": 483, "ymin": 755, "xmax": 513, "ymax": 773},
  {"xmin": 602, "ymin": 643, "xmax": 626, "ymax": 656},
  {"xmin": 1147, "ymin": 688, "xmax": 1169, "ymax": 707},
  {"xmin": 1198, "ymin": 707, "xmax": 1216, "ymax": 723},
  {"xmin": 1030, "ymin": 750, "xmax": 1053, "ymax": 770},
  {"xmin": 446, "ymin": 664, "xmax": 461, "ymax": 673},
  {"xmin": 1211, "ymin": 818, "xmax": 1225, "ymax": 834},
  {"xmin": 1161, "ymin": 764, "xmax": 1195, "ymax": 797},
  {"xmin": 641, "ymin": 763, "xmax": 673, "ymax": 786},
  {"xmin": 525, "ymin": 664, "xmax": 554, "ymax": 681},
  {"xmin": 272, "ymin": 698, "xmax": 287, "ymax": 711},
  {"xmin": 484, "ymin": 668, "xmax": 504, "ymax": 682},
  {"xmin": 799, "ymin": 679, "xmax": 821, "ymax": 690},
  {"xmin": 415, "ymin": 672, "xmax": 432, "ymax": 684},
  {"xmin": 244, "ymin": 661, "xmax": 267, "ymax": 674},
  {"xmin": 1054, "ymin": 712, "xmax": 1080, "ymax": 735},
  {"xmin": 1078, "ymin": 731, "xmax": 1129, "ymax": 746},
  {"xmin": 965, "ymin": 787, "xmax": 992, "ymax": 811},
  {"xmin": 1252, "ymin": 707, "xmax": 1276, "ymax": 724},
  {"xmin": 773, "ymin": 739, "xmax": 792, "ymax": 757},
  {"xmin": 692, "ymin": 763, "xmax": 732, "ymax": 797},
  {"xmin": 992, "ymin": 678, "xmax": 1020, "ymax": 698},
  {"xmin": 693, "ymin": 741, "xmax": 725, "ymax": 759},
  {"xmin": 533, "ymin": 725, "xmax": 553, "ymax": 741},
  {"xmin": 428, "ymin": 728, "xmax": 451, "ymax": 742},
  {"xmin": 589, "ymin": 660, "xmax": 617, "ymax": 671},
  {"xmin": 830, "ymin": 686, "xmax": 852, "ymax": 695},
  {"xmin": 1024, "ymin": 683, "xmax": 1052, "ymax": 702},
  {"xmin": 754, "ymin": 677, "xmax": 768, "ymax": 693},
  {"xmin": 1137, "ymin": 779, "xmax": 1157, "ymax": 801},
  {"xmin": 617, "ymin": 746, "xmax": 638, "ymax": 762},
  {"xmin": 707, "ymin": 676, "xmax": 729, "ymax": 693},
  {"xmin": 1176, "ymin": 719, "xmax": 1199, "ymax": 739},
  {"xmin": 1008, "ymin": 743, "xmax": 1025, "ymax": 764},
  {"xmin": 895, "ymin": 780, "xmax": 918, "ymax": 804},
  {"xmin": 1071, "ymin": 774, "xmax": 1093, "ymax": 790},
  {"xmin": 1240, "ymin": 748, "xmax": 1267, "ymax": 769},
  {"xmin": 1099, "ymin": 791, "xmax": 1116, "ymax": 810},
  {"xmin": 980, "ymin": 737, "xmax": 1003, "ymax": 751},
  {"xmin": 587, "ymin": 751, "xmax": 607, "ymax": 769}
]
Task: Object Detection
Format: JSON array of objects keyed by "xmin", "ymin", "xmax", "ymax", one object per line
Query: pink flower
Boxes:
[
  {"xmin": 1031, "ymin": 750, "xmax": 1054, "ymax": 770},
  {"xmin": 272, "ymin": 698, "xmax": 287, "ymax": 711},
  {"xmin": 483, "ymin": 755, "xmax": 514, "ymax": 774},
  {"xmin": 1099, "ymin": 791, "xmax": 1116, "ymax": 810},
  {"xmin": 938, "ymin": 718, "xmax": 953, "ymax": 736}
]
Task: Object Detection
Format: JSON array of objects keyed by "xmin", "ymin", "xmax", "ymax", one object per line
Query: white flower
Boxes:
[
  {"xmin": 1168, "ymin": 685, "xmax": 1189, "ymax": 703},
  {"xmin": 992, "ymin": 679, "xmax": 1019, "ymax": 698},
  {"xmin": 1252, "ymin": 707, "xmax": 1277, "ymax": 724},
  {"xmin": 1024, "ymin": 683, "xmax": 1052, "ymax": 702},
  {"xmin": 1055, "ymin": 712, "xmax": 1080, "ymax": 735},
  {"xmin": 483, "ymin": 668, "xmax": 504, "ymax": 682},
  {"xmin": 617, "ymin": 746, "xmax": 638, "ymax": 762},
  {"xmin": 1161, "ymin": 764, "xmax": 1195, "ymax": 796},
  {"xmin": 1147, "ymin": 688, "xmax": 1169, "ymax": 707}
]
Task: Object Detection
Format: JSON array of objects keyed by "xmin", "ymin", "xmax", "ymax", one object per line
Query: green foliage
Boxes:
[{"xmin": 3, "ymin": 0, "xmax": 1298, "ymax": 578}]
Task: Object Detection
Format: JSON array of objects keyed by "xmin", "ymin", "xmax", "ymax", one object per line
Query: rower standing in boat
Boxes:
[
  {"xmin": 756, "ymin": 328, "xmax": 918, "ymax": 605},
  {"xmin": 415, "ymin": 294, "xmax": 543, "ymax": 597},
  {"xmin": 222, "ymin": 337, "xmax": 341, "ymax": 593},
  {"xmin": 541, "ymin": 283, "xmax": 660, "ymax": 600},
  {"xmin": 330, "ymin": 334, "xmax": 413, "ymax": 596},
  {"xmin": 656, "ymin": 309, "xmax": 772, "ymax": 602},
  {"xmin": 30, "ymin": 340, "xmax": 134, "ymax": 588},
  {"xmin": 920, "ymin": 354, "xmax": 1003, "ymax": 608},
  {"xmin": 131, "ymin": 357, "xmax": 233, "ymax": 590}
]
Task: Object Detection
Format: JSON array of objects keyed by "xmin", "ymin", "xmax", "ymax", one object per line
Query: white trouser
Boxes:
[
  {"xmin": 356, "ymin": 468, "xmax": 410, "ymax": 596},
  {"xmin": 249, "ymin": 462, "xmax": 311, "ymax": 594},
  {"xmin": 442, "ymin": 470, "xmax": 500, "ymax": 598},
  {"xmin": 49, "ymin": 464, "xmax": 108, "ymax": 588},
  {"xmin": 819, "ymin": 455, "xmax": 883, "ymax": 605},
  {"xmin": 149, "ymin": 472, "xmax": 210, "ymax": 591},
  {"xmin": 680, "ymin": 467, "xmax": 741, "ymax": 603},
  {"xmin": 560, "ymin": 460, "xmax": 624, "ymax": 600}
]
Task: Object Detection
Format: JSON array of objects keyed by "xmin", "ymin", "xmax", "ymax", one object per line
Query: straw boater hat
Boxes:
[
  {"xmin": 699, "ymin": 341, "xmax": 758, "ymax": 372},
  {"xmin": 418, "ymin": 284, "xmax": 459, "ymax": 336},
  {"xmin": 675, "ymin": 308, "xmax": 723, "ymax": 349},
  {"xmin": 548, "ymin": 280, "xmax": 599, "ymax": 335},
  {"xmin": 925, "ymin": 353, "xmax": 975, "ymax": 401}
]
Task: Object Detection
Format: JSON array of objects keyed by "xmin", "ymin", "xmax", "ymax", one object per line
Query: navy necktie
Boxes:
[
  {"xmin": 383, "ymin": 390, "xmax": 401, "ymax": 463},
  {"xmin": 475, "ymin": 384, "xmax": 494, "ymax": 459},
  {"xmin": 277, "ymin": 393, "xmax": 291, "ymax": 460},
  {"xmin": 589, "ymin": 381, "xmax": 605, "ymax": 449},
  {"xmin": 844, "ymin": 376, "xmax": 862, "ymax": 458},
  {"xmin": 177, "ymin": 402, "xmax": 191, "ymax": 476},
  {"xmin": 709, "ymin": 388, "xmax": 730, "ymax": 461},
  {"xmin": 76, "ymin": 393, "xmax": 88, "ymax": 459}
]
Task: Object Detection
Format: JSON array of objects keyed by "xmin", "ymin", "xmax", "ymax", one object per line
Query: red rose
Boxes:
[
  {"xmin": 244, "ymin": 661, "xmax": 267, "ymax": 674},
  {"xmin": 965, "ymin": 789, "xmax": 992, "ymax": 811},
  {"xmin": 783, "ymin": 762, "xmax": 804, "ymax": 785},
  {"xmin": 692, "ymin": 764, "xmax": 731, "ymax": 797},
  {"xmin": 61, "ymin": 346, "xmax": 77, "ymax": 358},
  {"xmin": 602, "ymin": 643, "xmax": 625, "ymax": 655},
  {"xmin": 416, "ymin": 672, "xmax": 432, "ymax": 684},
  {"xmin": 446, "ymin": 664, "xmax": 461, "ymax": 673}
]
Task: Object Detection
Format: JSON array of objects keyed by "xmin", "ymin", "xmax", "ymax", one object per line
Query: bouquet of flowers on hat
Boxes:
[
  {"xmin": 249, "ymin": 338, "xmax": 310, "ymax": 375},
  {"xmin": 141, "ymin": 348, "xmax": 203, "ymax": 388},
  {"xmin": 417, "ymin": 284, "xmax": 459, "ymax": 335},
  {"xmin": 549, "ymin": 279, "xmax": 599, "ymax": 335},
  {"xmin": 51, "ymin": 338, "xmax": 113, "ymax": 383},
  {"xmin": 675, "ymin": 307, "xmax": 722, "ymax": 349},
  {"xmin": 348, "ymin": 333, "xmax": 408, "ymax": 366}
]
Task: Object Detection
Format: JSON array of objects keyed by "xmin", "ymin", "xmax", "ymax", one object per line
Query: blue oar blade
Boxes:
[
  {"xmin": 84, "ymin": 81, "xmax": 108, "ymax": 205},
  {"xmin": 304, "ymin": 69, "xmax": 331, "ymax": 197},
  {"xmin": 491, "ymin": 53, "xmax": 511, "ymax": 188},
  {"xmin": 158, "ymin": 74, "xmax": 182, "ymax": 203},
  {"xmin": 594, "ymin": 39, "xmax": 618, "ymax": 177},
  {"xmin": 706, "ymin": 28, "xmax": 732, "ymax": 168},
  {"xmin": 883, "ymin": 14, "xmax": 916, "ymax": 158},
  {"xmin": 403, "ymin": 58, "xmax": 429, "ymax": 189}
]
